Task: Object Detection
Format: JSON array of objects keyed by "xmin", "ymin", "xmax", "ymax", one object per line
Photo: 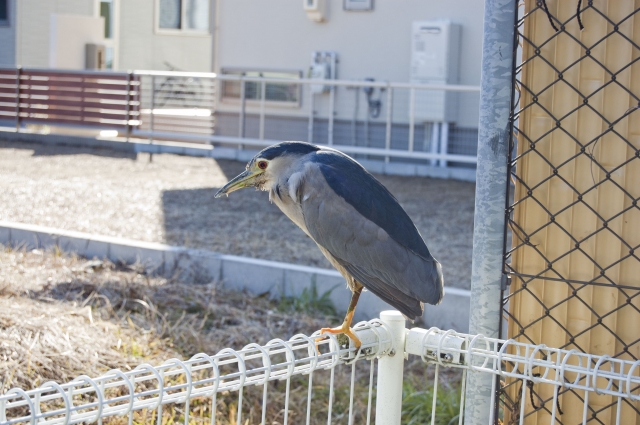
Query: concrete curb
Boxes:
[
  {"xmin": 0, "ymin": 129, "xmax": 477, "ymax": 182},
  {"xmin": 0, "ymin": 221, "xmax": 471, "ymax": 331}
]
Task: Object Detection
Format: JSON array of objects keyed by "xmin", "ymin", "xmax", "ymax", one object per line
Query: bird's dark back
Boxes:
[{"xmin": 311, "ymin": 150, "xmax": 434, "ymax": 261}]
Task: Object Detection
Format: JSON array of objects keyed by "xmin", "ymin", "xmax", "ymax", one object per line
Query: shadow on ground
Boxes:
[
  {"xmin": 161, "ymin": 184, "xmax": 332, "ymax": 267},
  {"xmin": 160, "ymin": 158, "xmax": 476, "ymax": 288}
]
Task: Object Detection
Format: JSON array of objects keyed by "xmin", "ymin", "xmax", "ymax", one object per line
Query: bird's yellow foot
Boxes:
[{"xmin": 316, "ymin": 321, "xmax": 362, "ymax": 349}]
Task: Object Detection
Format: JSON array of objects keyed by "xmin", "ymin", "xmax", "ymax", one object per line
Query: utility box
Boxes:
[
  {"xmin": 85, "ymin": 43, "xmax": 106, "ymax": 70},
  {"xmin": 308, "ymin": 51, "xmax": 337, "ymax": 94},
  {"xmin": 410, "ymin": 20, "xmax": 461, "ymax": 123}
]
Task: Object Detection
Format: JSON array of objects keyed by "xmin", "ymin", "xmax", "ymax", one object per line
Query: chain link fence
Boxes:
[{"xmin": 502, "ymin": 0, "xmax": 640, "ymax": 423}]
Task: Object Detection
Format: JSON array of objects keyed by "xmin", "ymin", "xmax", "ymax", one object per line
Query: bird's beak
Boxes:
[{"xmin": 215, "ymin": 169, "xmax": 263, "ymax": 198}]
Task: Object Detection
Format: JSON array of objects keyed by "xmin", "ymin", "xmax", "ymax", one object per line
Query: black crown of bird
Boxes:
[{"xmin": 216, "ymin": 141, "xmax": 444, "ymax": 349}]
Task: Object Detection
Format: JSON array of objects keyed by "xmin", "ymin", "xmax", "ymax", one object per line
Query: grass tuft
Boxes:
[
  {"xmin": 402, "ymin": 379, "xmax": 461, "ymax": 425},
  {"xmin": 278, "ymin": 278, "xmax": 340, "ymax": 318}
]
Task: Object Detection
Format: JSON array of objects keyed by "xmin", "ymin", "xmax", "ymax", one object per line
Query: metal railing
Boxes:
[
  {"xmin": 1, "ymin": 311, "xmax": 638, "ymax": 425},
  {"xmin": 0, "ymin": 67, "xmax": 480, "ymax": 167},
  {"xmin": 133, "ymin": 71, "xmax": 480, "ymax": 166}
]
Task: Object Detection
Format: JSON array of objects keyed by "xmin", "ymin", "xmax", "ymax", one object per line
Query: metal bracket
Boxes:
[{"xmin": 501, "ymin": 273, "xmax": 512, "ymax": 291}]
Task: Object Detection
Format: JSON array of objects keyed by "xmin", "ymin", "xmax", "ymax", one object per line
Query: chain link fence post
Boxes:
[{"xmin": 464, "ymin": 0, "xmax": 516, "ymax": 424}]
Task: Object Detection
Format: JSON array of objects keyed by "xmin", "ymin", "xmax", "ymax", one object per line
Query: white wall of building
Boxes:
[
  {"xmin": 14, "ymin": 0, "xmax": 96, "ymax": 67},
  {"xmin": 49, "ymin": 15, "xmax": 105, "ymax": 69},
  {"xmin": 117, "ymin": 0, "xmax": 213, "ymax": 72},
  {"xmin": 0, "ymin": 0, "xmax": 213, "ymax": 72},
  {"xmin": 0, "ymin": 0, "xmax": 17, "ymax": 66},
  {"xmin": 215, "ymin": 0, "xmax": 484, "ymax": 128}
]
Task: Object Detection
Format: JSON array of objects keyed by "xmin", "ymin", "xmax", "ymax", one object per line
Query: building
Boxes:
[
  {"xmin": 0, "ymin": 0, "xmax": 483, "ymax": 164},
  {"xmin": 211, "ymin": 0, "xmax": 484, "ymax": 158},
  {"xmin": 0, "ymin": 0, "xmax": 213, "ymax": 72}
]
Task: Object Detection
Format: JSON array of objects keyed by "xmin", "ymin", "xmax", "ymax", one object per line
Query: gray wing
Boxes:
[{"xmin": 299, "ymin": 153, "xmax": 444, "ymax": 319}]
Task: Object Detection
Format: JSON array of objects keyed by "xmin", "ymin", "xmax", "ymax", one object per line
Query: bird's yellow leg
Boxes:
[{"xmin": 317, "ymin": 287, "xmax": 363, "ymax": 349}]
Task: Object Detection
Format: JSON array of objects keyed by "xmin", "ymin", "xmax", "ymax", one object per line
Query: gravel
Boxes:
[{"xmin": 0, "ymin": 140, "xmax": 475, "ymax": 289}]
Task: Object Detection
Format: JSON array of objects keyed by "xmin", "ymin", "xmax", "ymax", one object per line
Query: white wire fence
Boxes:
[{"xmin": 1, "ymin": 311, "xmax": 638, "ymax": 425}]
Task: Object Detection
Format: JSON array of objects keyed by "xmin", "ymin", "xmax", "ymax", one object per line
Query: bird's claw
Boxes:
[{"xmin": 315, "ymin": 325, "xmax": 362, "ymax": 361}]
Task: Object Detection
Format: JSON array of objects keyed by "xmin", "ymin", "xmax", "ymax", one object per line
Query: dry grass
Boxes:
[
  {"xmin": 0, "ymin": 245, "xmax": 462, "ymax": 424},
  {"xmin": 0, "ymin": 245, "xmax": 326, "ymax": 392}
]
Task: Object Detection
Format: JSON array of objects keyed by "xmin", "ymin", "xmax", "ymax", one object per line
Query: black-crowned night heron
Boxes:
[{"xmin": 215, "ymin": 142, "xmax": 444, "ymax": 348}]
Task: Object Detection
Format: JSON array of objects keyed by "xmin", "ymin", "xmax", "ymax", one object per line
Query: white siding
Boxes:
[
  {"xmin": 117, "ymin": 0, "xmax": 213, "ymax": 71},
  {"xmin": 50, "ymin": 15, "xmax": 105, "ymax": 69},
  {"xmin": 0, "ymin": 0, "xmax": 16, "ymax": 66},
  {"xmin": 16, "ymin": 0, "xmax": 95, "ymax": 67},
  {"xmin": 216, "ymin": 0, "xmax": 484, "ymax": 128}
]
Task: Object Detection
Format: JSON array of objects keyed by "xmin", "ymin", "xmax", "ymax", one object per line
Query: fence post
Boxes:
[
  {"xmin": 328, "ymin": 85, "xmax": 335, "ymax": 146},
  {"xmin": 15, "ymin": 67, "xmax": 21, "ymax": 132},
  {"xmin": 259, "ymin": 80, "xmax": 266, "ymax": 139},
  {"xmin": 429, "ymin": 122, "xmax": 440, "ymax": 166},
  {"xmin": 150, "ymin": 75, "xmax": 155, "ymax": 141},
  {"xmin": 375, "ymin": 310, "xmax": 405, "ymax": 425},
  {"xmin": 439, "ymin": 123, "xmax": 448, "ymax": 168},
  {"xmin": 149, "ymin": 75, "xmax": 155, "ymax": 162},
  {"xmin": 384, "ymin": 83, "xmax": 392, "ymax": 163},
  {"xmin": 125, "ymin": 71, "xmax": 132, "ymax": 143},
  {"xmin": 307, "ymin": 84, "xmax": 315, "ymax": 144},
  {"xmin": 239, "ymin": 76, "xmax": 246, "ymax": 139},
  {"xmin": 408, "ymin": 87, "xmax": 415, "ymax": 152},
  {"xmin": 464, "ymin": 1, "xmax": 516, "ymax": 425}
]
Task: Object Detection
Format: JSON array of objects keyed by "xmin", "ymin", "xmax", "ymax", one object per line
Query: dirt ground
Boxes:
[{"xmin": 0, "ymin": 140, "xmax": 475, "ymax": 289}]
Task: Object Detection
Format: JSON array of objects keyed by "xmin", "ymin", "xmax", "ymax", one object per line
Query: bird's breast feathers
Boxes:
[{"xmin": 269, "ymin": 177, "xmax": 312, "ymax": 238}]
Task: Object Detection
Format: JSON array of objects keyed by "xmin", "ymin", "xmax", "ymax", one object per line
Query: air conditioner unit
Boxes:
[
  {"xmin": 304, "ymin": 0, "xmax": 326, "ymax": 22},
  {"xmin": 410, "ymin": 20, "xmax": 461, "ymax": 123},
  {"xmin": 85, "ymin": 44, "xmax": 106, "ymax": 70}
]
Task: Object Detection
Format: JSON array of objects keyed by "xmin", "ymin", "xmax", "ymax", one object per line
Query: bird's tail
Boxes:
[{"xmin": 432, "ymin": 259, "xmax": 445, "ymax": 305}]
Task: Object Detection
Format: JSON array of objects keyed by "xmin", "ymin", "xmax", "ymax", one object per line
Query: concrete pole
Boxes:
[
  {"xmin": 375, "ymin": 311, "xmax": 406, "ymax": 425},
  {"xmin": 464, "ymin": 1, "xmax": 516, "ymax": 424}
]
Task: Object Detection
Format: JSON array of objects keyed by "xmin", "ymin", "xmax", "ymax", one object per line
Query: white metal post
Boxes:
[
  {"xmin": 307, "ymin": 86, "xmax": 315, "ymax": 144},
  {"xmin": 439, "ymin": 122, "xmax": 449, "ymax": 168},
  {"xmin": 328, "ymin": 86, "xmax": 335, "ymax": 145},
  {"xmin": 375, "ymin": 310, "xmax": 406, "ymax": 425},
  {"xmin": 238, "ymin": 76, "xmax": 246, "ymax": 150},
  {"xmin": 149, "ymin": 76, "xmax": 155, "ymax": 143},
  {"xmin": 384, "ymin": 84, "xmax": 393, "ymax": 163},
  {"xmin": 259, "ymin": 81, "xmax": 266, "ymax": 139},
  {"xmin": 408, "ymin": 88, "xmax": 415, "ymax": 152},
  {"xmin": 430, "ymin": 123, "xmax": 440, "ymax": 166}
]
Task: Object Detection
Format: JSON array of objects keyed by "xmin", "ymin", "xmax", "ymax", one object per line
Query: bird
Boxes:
[{"xmin": 215, "ymin": 141, "xmax": 444, "ymax": 348}]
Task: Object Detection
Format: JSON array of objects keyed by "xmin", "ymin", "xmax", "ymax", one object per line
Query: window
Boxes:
[
  {"xmin": 344, "ymin": 0, "xmax": 373, "ymax": 11},
  {"xmin": 158, "ymin": 0, "xmax": 209, "ymax": 32},
  {"xmin": 221, "ymin": 69, "xmax": 302, "ymax": 106},
  {"xmin": 99, "ymin": 0, "xmax": 114, "ymax": 68},
  {"xmin": 100, "ymin": 0, "xmax": 113, "ymax": 39},
  {"xmin": 0, "ymin": 0, "xmax": 9, "ymax": 26}
]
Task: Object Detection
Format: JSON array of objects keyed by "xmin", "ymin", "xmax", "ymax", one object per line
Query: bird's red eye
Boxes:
[{"xmin": 258, "ymin": 161, "xmax": 268, "ymax": 170}]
